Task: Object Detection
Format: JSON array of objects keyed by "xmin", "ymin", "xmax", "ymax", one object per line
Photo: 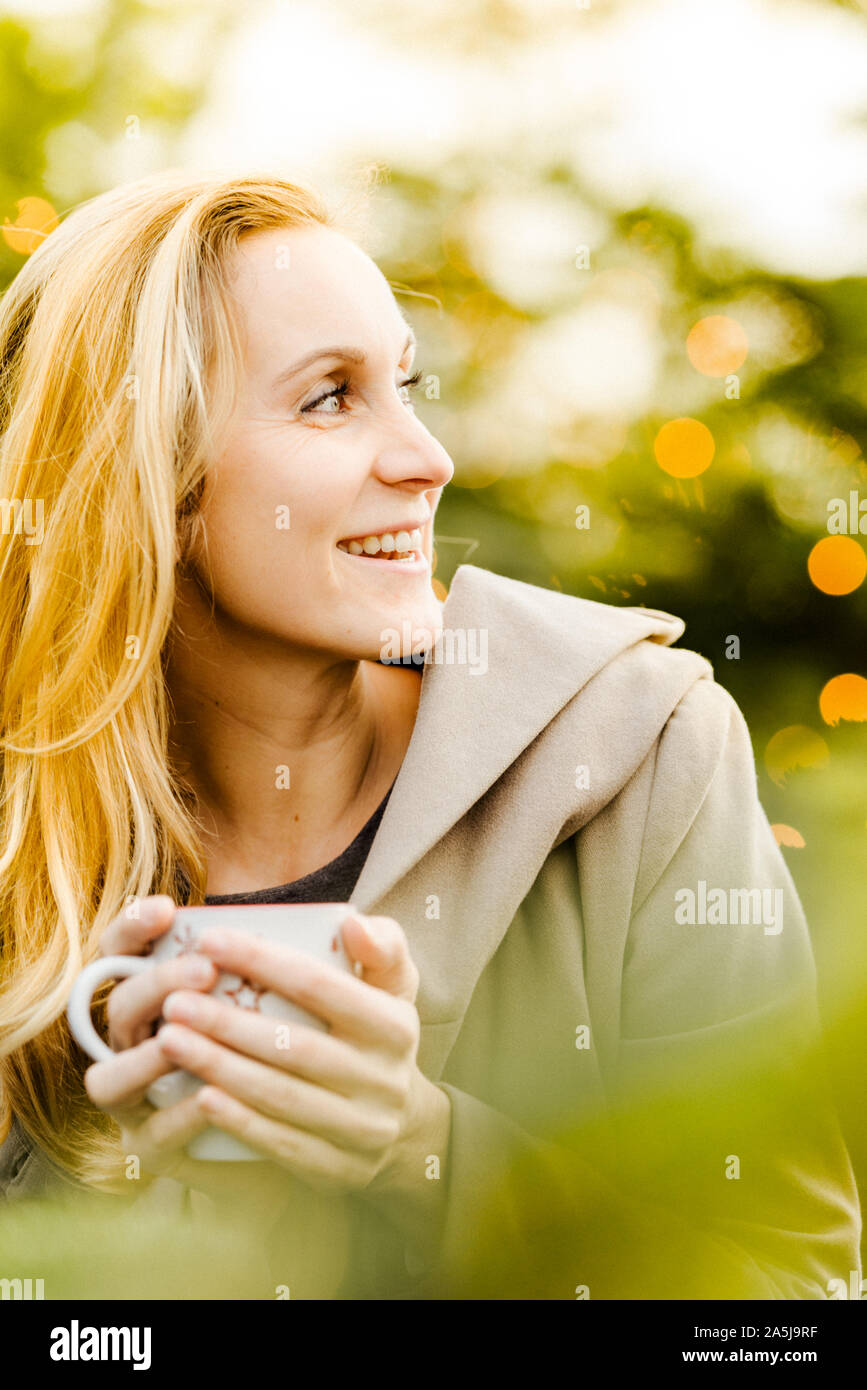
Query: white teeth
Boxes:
[{"xmin": 338, "ymin": 525, "xmax": 426, "ymax": 558}]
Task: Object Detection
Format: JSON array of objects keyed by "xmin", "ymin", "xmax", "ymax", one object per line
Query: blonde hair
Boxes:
[{"xmin": 0, "ymin": 169, "xmax": 338, "ymax": 1190}]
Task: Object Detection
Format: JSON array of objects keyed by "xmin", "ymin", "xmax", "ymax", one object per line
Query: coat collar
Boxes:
[{"xmin": 350, "ymin": 564, "xmax": 686, "ymax": 914}]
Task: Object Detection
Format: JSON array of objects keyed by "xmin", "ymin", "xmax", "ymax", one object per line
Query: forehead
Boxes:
[{"xmin": 224, "ymin": 224, "xmax": 408, "ymax": 371}]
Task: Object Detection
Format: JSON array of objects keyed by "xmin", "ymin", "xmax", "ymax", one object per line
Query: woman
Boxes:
[{"xmin": 0, "ymin": 170, "xmax": 859, "ymax": 1299}]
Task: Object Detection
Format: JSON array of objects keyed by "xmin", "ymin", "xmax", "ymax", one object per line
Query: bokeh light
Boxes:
[
  {"xmin": 764, "ymin": 725, "xmax": 830, "ymax": 786},
  {"xmin": 819, "ymin": 673, "xmax": 867, "ymax": 726},
  {"xmin": 1, "ymin": 196, "xmax": 58, "ymax": 254},
  {"xmin": 686, "ymin": 314, "xmax": 749, "ymax": 377},
  {"xmin": 807, "ymin": 535, "xmax": 867, "ymax": 595},
  {"xmin": 771, "ymin": 823, "xmax": 806, "ymax": 848},
  {"xmin": 653, "ymin": 418, "xmax": 715, "ymax": 478}
]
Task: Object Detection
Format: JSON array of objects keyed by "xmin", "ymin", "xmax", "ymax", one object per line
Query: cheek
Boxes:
[
  {"xmin": 187, "ymin": 441, "xmax": 350, "ymax": 627},
  {"xmin": 204, "ymin": 428, "xmax": 343, "ymax": 549}
]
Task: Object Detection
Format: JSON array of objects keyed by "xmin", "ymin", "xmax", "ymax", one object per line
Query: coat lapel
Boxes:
[{"xmin": 350, "ymin": 564, "xmax": 686, "ymax": 916}]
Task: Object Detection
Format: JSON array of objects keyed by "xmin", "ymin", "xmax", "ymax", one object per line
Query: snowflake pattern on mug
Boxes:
[
  {"xmin": 170, "ymin": 921, "xmax": 199, "ymax": 956},
  {"xmin": 223, "ymin": 978, "xmax": 266, "ymax": 1011}
]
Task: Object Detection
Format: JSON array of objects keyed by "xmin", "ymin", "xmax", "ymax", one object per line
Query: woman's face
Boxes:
[{"xmin": 184, "ymin": 223, "xmax": 454, "ymax": 661}]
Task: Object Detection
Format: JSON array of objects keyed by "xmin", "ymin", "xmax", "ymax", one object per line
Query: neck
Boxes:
[{"xmin": 164, "ymin": 587, "xmax": 421, "ymax": 894}]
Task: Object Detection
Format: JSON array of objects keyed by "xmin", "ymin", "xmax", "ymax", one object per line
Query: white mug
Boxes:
[{"xmin": 67, "ymin": 902, "xmax": 357, "ymax": 1161}]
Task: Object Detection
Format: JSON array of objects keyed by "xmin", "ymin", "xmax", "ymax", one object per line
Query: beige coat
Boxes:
[{"xmin": 2, "ymin": 563, "xmax": 861, "ymax": 1298}]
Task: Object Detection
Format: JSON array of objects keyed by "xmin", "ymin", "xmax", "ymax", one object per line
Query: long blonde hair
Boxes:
[{"xmin": 0, "ymin": 169, "xmax": 338, "ymax": 1190}]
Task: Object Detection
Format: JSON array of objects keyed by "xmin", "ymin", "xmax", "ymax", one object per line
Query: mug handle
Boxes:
[{"xmin": 66, "ymin": 955, "xmax": 155, "ymax": 1064}]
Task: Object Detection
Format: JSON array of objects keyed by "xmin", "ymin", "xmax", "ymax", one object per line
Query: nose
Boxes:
[{"xmin": 370, "ymin": 409, "xmax": 455, "ymax": 492}]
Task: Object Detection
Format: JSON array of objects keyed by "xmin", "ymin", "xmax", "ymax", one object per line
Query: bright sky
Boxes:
[{"xmin": 4, "ymin": 0, "xmax": 867, "ymax": 277}]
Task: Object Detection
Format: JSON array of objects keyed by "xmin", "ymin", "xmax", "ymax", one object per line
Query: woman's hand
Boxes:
[
  {"xmin": 83, "ymin": 897, "xmax": 319, "ymax": 1230},
  {"xmin": 154, "ymin": 913, "xmax": 452, "ymax": 1240},
  {"xmin": 82, "ymin": 895, "xmax": 230, "ymax": 1177}
]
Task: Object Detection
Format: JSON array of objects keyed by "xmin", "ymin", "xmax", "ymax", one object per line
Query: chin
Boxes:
[{"xmin": 366, "ymin": 599, "xmax": 444, "ymax": 664}]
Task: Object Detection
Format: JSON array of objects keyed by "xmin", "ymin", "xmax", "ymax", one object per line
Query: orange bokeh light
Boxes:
[
  {"xmin": 819, "ymin": 673, "xmax": 867, "ymax": 726},
  {"xmin": 764, "ymin": 725, "xmax": 830, "ymax": 787},
  {"xmin": 653, "ymin": 418, "xmax": 715, "ymax": 478},
  {"xmin": 686, "ymin": 315, "xmax": 749, "ymax": 377},
  {"xmin": 807, "ymin": 535, "xmax": 867, "ymax": 595},
  {"xmin": 1, "ymin": 196, "xmax": 58, "ymax": 255},
  {"xmin": 771, "ymin": 824, "xmax": 806, "ymax": 848}
]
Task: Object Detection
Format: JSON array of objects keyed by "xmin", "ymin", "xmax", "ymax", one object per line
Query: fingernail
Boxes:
[
  {"xmin": 363, "ymin": 918, "xmax": 388, "ymax": 947},
  {"xmin": 197, "ymin": 928, "xmax": 228, "ymax": 952},
  {"xmin": 198, "ymin": 1086, "xmax": 224, "ymax": 1115},
  {"xmin": 164, "ymin": 991, "xmax": 201, "ymax": 1020},
  {"xmin": 181, "ymin": 956, "xmax": 213, "ymax": 984},
  {"xmin": 144, "ymin": 895, "xmax": 174, "ymax": 921}
]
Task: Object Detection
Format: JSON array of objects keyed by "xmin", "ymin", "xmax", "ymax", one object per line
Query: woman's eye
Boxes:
[
  {"xmin": 398, "ymin": 368, "xmax": 423, "ymax": 406},
  {"xmin": 301, "ymin": 379, "xmax": 350, "ymax": 415},
  {"xmin": 300, "ymin": 368, "xmax": 423, "ymax": 418}
]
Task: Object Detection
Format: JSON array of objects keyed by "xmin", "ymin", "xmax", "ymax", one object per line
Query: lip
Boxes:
[{"xmin": 335, "ymin": 547, "xmax": 429, "ymax": 574}]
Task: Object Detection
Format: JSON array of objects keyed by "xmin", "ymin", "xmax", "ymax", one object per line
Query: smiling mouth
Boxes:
[{"xmin": 336, "ymin": 526, "xmax": 425, "ymax": 564}]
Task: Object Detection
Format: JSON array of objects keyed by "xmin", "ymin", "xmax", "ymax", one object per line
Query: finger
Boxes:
[
  {"xmin": 98, "ymin": 894, "xmax": 177, "ymax": 958},
  {"xmin": 84, "ymin": 1036, "xmax": 179, "ymax": 1113},
  {"xmin": 194, "ymin": 1085, "xmax": 383, "ymax": 1191},
  {"xmin": 339, "ymin": 914, "xmax": 420, "ymax": 1001},
  {"xmin": 106, "ymin": 952, "xmax": 219, "ymax": 1050},
  {"xmin": 156, "ymin": 1023, "xmax": 400, "ymax": 1155},
  {"xmin": 194, "ymin": 927, "xmax": 419, "ymax": 1052},
  {"xmin": 162, "ymin": 989, "xmax": 403, "ymax": 1102},
  {"xmin": 125, "ymin": 1090, "xmax": 214, "ymax": 1178}
]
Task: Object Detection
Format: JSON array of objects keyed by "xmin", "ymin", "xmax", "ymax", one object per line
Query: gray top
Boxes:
[
  {"xmin": 0, "ymin": 1112, "xmax": 85, "ymax": 1202},
  {"xmin": 202, "ymin": 780, "xmax": 394, "ymax": 905}
]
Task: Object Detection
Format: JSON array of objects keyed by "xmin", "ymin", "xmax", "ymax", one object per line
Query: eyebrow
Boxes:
[{"xmin": 271, "ymin": 328, "xmax": 416, "ymax": 391}]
